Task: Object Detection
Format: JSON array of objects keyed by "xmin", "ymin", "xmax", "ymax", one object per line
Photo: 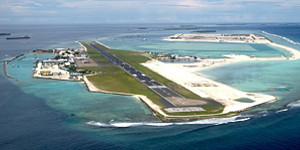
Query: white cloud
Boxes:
[
  {"xmin": 10, "ymin": 5, "xmax": 33, "ymax": 13},
  {"xmin": 175, "ymin": 0, "xmax": 208, "ymax": 8},
  {"xmin": 0, "ymin": 0, "xmax": 299, "ymax": 23},
  {"xmin": 156, "ymin": 16, "xmax": 178, "ymax": 22},
  {"xmin": 10, "ymin": 5, "xmax": 57, "ymax": 15},
  {"xmin": 57, "ymin": 0, "xmax": 139, "ymax": 9}
]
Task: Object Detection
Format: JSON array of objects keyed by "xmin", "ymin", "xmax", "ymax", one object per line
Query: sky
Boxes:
[{"xmin": 1, "ymin": 0, "xmax": 300, "ymax": 24}]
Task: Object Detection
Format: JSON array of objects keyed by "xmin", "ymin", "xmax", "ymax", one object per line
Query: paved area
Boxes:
[
  {"xmin": 75, "ymin": 58, "xmax": 98, "ymax": 67},
  {"xmin": 165, "ymin": 97, "xmax": 206, "ymax": 106},
  {"xmin": 165, "ymin": 107, "xmax": 205, "ymax": 113}
]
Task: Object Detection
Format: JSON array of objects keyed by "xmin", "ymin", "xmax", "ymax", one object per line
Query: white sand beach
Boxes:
[
  {"xmin": 81, "ymin": 39, "xmax": 300, "ymax": 118},
  {"xmin": 142, "ymin": 59, "xmax": 276, "ymax": 113},
  {"xmin": 142, "ymin": 42, "xmax": 300, "ymax": 114}
]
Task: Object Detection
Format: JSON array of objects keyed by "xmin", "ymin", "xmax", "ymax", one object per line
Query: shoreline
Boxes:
[
  {"xmin": 83, "ymin": 75, "xmax": 164, "ymax": 117},
  {"xmin": 4, "ymin": 39, "xmax": 299, "ymax": 121},
  {"xmin": 81, "ymin": 41, "xmax": 297, "ymax": 120},
  {"xmin": 141, "ymin": 40, "xmax": 300, "ymax": 115},
  {"xmin": 177, "ymin": 42, "xmax": 300, "ymax": 73},
  {"xmin": 83, "ymin": 75, "xmax": 135, "ymax": 96},
  {"xmin": 1, "ymin": 51, "xmax": 251, "ymax": 120},
  {"xmin": 83, "ymin": 74, "xmax": 238, "ymax": 121},
  {"xmin": 83, "ymin": 75, "xmax": 168, "ymax": 120},
  {"xmin": 142, "ymin": 59, "xmax": 277, "ymax": 114}
]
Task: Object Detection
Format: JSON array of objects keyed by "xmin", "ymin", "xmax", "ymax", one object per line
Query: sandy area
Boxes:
[
  {"xmin": 268, "ymin": 43, "xmax": 300, "ymax": 60},
  {"xmin": 83, "ymin": 75, "xmax": 102, "ymax": 92},
  {"xmin": 76, "ymin": 41, "xmax": 87, "ymax": 52},
  {"xmin": 142, "ymin": 60, "xmax": 276, "ymax": 113},
  {"xmin": 176, "ymin": 42, "xmax": 300, "ymax": 73},
  {"xmin": 141, "ymin": 42, "xmax": 300, "ymax": 113},
  {"xmin": 80, "ymin": 40, "xmax": 300, "ymax": 118}
]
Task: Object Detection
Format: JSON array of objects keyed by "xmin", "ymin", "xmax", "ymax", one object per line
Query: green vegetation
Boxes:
[
  {"xmin": 87, "ymin": 66, "xmax": 162, "ymax": 106},
  {"xmin": 80, "ymin": 66, "xmax": 119, "ymax": 73},
  {"xmin": 80, "ymin": 41, "xmax": 225, "ymax": 118},
  {"xmin": 80, "ymin": 42, "xmax": 110, "ymax": 65},
  {"xmin": 79, "ymin": 41, "xmax": 164, "ymax": 107},
  {"xmin": 92, "ymin": 42, "xmax": 201, "ymax": 99}
]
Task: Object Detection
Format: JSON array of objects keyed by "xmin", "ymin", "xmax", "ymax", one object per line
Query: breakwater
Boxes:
[{"xmin": 3, "ymin": 54, "xmax": 24, "ymax": 79}]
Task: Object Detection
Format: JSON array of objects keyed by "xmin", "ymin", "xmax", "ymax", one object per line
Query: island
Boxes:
[
  {"xmin": 164, "ymin": 33, "xmax": 271, "ymax": 43},
  {"xmin": 77, "ymin": 40, "xmax": 298, "ymax": 120},
  {"xmin": 6, "ymin": 33, "xmax": 299, "ymax": 121}
]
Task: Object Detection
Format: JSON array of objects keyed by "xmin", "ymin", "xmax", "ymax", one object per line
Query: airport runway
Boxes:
[{"xmin": 85, "ymin": 42, "xmax": 209, "ymax": 111}]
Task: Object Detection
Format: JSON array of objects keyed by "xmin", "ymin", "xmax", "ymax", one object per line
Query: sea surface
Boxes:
[{"xmin": 0, "ymin": 23, "xmax": 300, "ymax": 149}]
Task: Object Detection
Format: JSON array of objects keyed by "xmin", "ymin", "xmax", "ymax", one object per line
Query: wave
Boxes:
[
  {"xmin": 257, "ymin": 110, "xmax": 269, "ymax": 117},
  {"xmin": 261, "ymin": 31, "xmax": 300, "ymax": 46},
  {"xmin": 275, "ymin": 109, "xmax": 288, "ymax": 113},
  {"xmin": 86, "ymin": 116, "xmax": 251, "ymax": 128},
  {"xmin": 253, "ymin": 100, "xmax": 300, "ymax": 115},
  {"xmin": 86, "ymin": 100, "xmax": 300, "ymax": 128},
  {"xmin": 287, "ymin": 100, "xmax": 300, "ymax": 108}
]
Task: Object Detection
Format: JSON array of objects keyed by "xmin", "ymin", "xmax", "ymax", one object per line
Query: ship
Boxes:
[
  {"xmin": 0, "ymin": 33, "xmax": 11, "ymax": 36},
  {"xmin": 7, "ymin": 35, "xmax": 30, "ymax": 40}
]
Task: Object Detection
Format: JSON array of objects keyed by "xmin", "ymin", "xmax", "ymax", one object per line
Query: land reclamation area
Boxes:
[{"xmin": 79, "ymin": 41, "xmax": 225, "ymax": 120}]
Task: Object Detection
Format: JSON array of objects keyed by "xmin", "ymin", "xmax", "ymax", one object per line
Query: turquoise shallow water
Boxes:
[
  {"xmin": 6, "ymin": 39, "xmax": 298, "ymax": 125},
  {"xmin": 198, "ymin": 59, "xmax": 300, "ymax": 112},
  {"xmin": 1, "ymin": 24, "xmax": 300, "ymax": 149},
  {"xmin": 7, "ymin": 54, "xmax": 156, "ymax": 124},
  {"xmin": 6, "ymin": 28, "xmax": 298, "ymax": 123},
  {"xmin": 98, "ymin": 30, "xmax": 291, "ymax": 58}
]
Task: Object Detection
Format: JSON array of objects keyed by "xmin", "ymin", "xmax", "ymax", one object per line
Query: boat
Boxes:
[
  {"xmin": 0, "ymin": 33, "xmax": 11, "ymax": 36},
  {"xmin": 7, "ymin": 35, "xmax": 30, "ymax": 40}
]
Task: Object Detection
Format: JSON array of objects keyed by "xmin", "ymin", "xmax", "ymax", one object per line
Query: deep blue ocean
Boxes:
[{"xmin": 0, "ymin": 23, "xmax": 300, "ymax": 150}]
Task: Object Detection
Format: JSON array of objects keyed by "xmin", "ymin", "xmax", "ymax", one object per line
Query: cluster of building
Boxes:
[
  {"xmin": 145, "ymin": 51, "xmax": 198, "ymax": 62},
  {"xmin": 33, "ymin": 48, "xmax": 88, "ymax": 81}
]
